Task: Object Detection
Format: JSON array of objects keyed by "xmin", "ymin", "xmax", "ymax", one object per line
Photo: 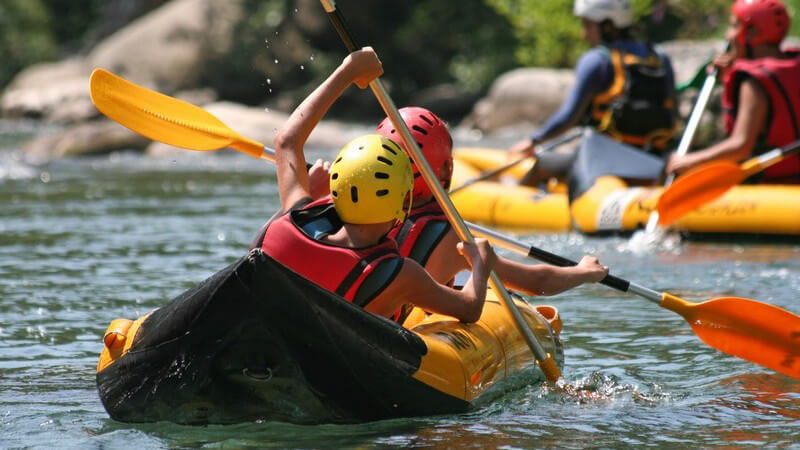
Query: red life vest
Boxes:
[
  {"xmin": 260, "ymin": 197, "xmax": 404, "ymax": 307},
  {"xmin": 722, "ymin": 50, "xmax": 800, "ymax": 181},
  {"xmin": 388, "ymin": 200, "xmax": 451, "ymax": 266}
]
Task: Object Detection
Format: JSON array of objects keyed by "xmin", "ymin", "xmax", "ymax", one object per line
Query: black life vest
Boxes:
[{"xmin": 589, "ymin": 46, "xmax": 676, "ymax": 150}]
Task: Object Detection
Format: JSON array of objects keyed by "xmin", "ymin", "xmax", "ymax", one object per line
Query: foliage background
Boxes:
[{"xmin": 2, "ymin": 0, "xmax": 799, "ymax": 118}]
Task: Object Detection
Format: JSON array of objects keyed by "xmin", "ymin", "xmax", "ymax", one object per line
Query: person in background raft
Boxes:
[
  {"xmin": 666, "ymin": 0, "xmax": 800, "ymax": 183},
  {"xmin": 509, "ymin": 0, "xmax": 677, "ymax": 187},
  {"xmin": 375, "ymin": 107, "xmax": 608, "ymax": 324},
  {"xmin": 251, "ymin": 47, "xmax": 497, "ymax": 324}
]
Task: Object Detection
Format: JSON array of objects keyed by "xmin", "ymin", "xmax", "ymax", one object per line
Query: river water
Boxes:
[{"xmin": 2, "ymin": 121, "xmax": 799, "ymax": 448}]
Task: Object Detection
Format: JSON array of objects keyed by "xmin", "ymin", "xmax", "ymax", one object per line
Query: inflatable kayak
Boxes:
[
  {"xmin": 451, "ymin": 147, "xmax": 800, "ymax": 236},
  {"xmin": 96, "ymin": 249, "xmax": 563, "ymax": 424}
]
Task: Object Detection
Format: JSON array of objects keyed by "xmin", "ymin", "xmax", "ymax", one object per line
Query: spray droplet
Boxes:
[
  {"xmin": 268, "ymin": 88, "xmax": 272, "ymax": 93},
  {"xmin": 266, "ymin": 78, "xmax": 271, "ymax": 85},
  {"xmin": 264, "ymin": 107, "xmax": 270, "ymax": 113},
  {"xmin": 309, "ymin": 55, "xmax": 315, "ymax": 61},
  {"xmin": 294, "ymin": 8, "xmax": 298, "ymax": 13},
  {"xmin": 274, "ymin": 59, "xmax": 279, "ymax": 64},
  {"xmin": 300, "ymin": 65, "xmax": 305, "ymax": 70}
]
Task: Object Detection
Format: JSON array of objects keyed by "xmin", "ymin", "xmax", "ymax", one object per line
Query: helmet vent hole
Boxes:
[
  {"xmin": 416, "ymin": 141, "xmax": 423, "ymax": 149},
  {"xmin": 331, "ymin": 173, "xmax": 338, "ymax": 180},
  {"xmin": 382, "ymin": 144, "xmax": 397, "ymax": 155},
  {"xmin": 332, "ymin": 190, "xmax": 338, "ymax": 198},
  {"xmin": 335, "ymin": 157, "xmax": 342, "ymax": 163},
  {"xmin": 376, "ymin": 189, "xmax": 389, "ymax": 197},
  {"xmin": 377, "ymin": 156, "xmax": 393, "ymax": 166},
  {"xmin": 374, "ymin": 172, "xmax": 389, "ymax": 179},
  {"xmin": 350, "ymin": 186, "xmax": 359, "ymax": 203},
  {"xmin": 412, "ymin": 125, "xmax": 428, "ymax": 135},
  {"xmin": 358, "ymin": 146, "xmax": 365, "ymax": 150},
  {"xmin": 419, "ymin": 115, "xmax": 434, "ymax": 126}
]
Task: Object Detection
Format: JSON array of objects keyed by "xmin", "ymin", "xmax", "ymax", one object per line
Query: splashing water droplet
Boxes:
[
  {"xmin": 274, "ymin": 59, "xmax": 279, "ymax": 64},
  {"xmin": 300, "ymin": 65, "xmax": 305, "ymax": 70},
  {"xmin": 268, "ymin": 88, "xmax": 272, "ymax": 93},
  {"xmin": 294, "ymin": 8, "xmax": 298, "ymax": 13},
  {"xmin": 266, "ymin": 78, "xmax": 271, "ymax": 85},
  {"xmin": 264, "ymin": 107, "xmax": 270, "ymax": 113},
  {"xmin": 309, "ymin": 54, "xmax": 314, "ymax": 61}
]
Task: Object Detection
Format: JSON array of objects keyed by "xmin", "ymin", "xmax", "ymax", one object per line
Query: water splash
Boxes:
[{"xmin": 624, "ymin": 227, "xmax": 683, "ymax": 255}]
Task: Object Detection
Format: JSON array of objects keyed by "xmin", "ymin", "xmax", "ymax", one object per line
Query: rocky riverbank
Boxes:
[{"xmin": 4, "ymin": 0, "xmax": 795, "ymax": 162}]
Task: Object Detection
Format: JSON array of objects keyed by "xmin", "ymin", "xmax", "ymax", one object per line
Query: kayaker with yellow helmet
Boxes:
[
  {"xmin": 253, "ymin": 48, "xmax": 497, "ymax": 323},
  {"xmin": 374, "ymin": 107, "xmax": 608, "ymax": 324},
  {"xmin": 510, "ymin": 0, "xmax": 677, "ymax": 187},
  {"xmin": 666, "ymin": 0, "xmax": 800, "ymax": 182}
]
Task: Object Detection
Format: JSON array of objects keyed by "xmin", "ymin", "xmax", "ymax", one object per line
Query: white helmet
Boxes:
[{"xmin": 574, "ymin": 0, "xmax": 633, "ymax": 28}]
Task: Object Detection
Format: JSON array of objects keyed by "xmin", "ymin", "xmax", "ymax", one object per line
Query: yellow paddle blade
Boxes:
[
  {"xmin": 89, "ymin": 68, "xmax": 264, "ymax": 157},
  {"xmin": 656, "ymin": 161, "xmax": 744, "ymax": 226},
  {"xmin": 661, "ymin": 293, "xmax": 800, "ymax": 379}
]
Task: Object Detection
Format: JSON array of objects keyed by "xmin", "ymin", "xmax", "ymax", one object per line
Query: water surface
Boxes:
[{"xmin": 2, "ymin": 124, "xmax": 799, "ymax": 448}]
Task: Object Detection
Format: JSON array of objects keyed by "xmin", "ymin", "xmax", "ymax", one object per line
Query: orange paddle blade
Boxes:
[
  {"xmin": 656, "ymin": 161, "xmax": 745, "ymax": 226},
  {"xmin": 89, "ymin": 68, "xmax": 264, "ymax": 157},
  {"xmin": 661, "ymin": 293, "xmax": 800, "ymax": 378}
]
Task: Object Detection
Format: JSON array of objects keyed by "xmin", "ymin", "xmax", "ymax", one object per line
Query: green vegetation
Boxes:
[
  {"xmin": 2, "ymin": 0, "xmax": 799, "ymax": 116},
  {"xmin": 0, "ymin": 0, "xmax": 57, "ymax": 88}
]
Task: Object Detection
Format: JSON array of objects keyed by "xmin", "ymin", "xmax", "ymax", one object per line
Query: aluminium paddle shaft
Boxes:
[{"xmin": 319, "ymin": 0, "xmax": 563, "ymax": 382}]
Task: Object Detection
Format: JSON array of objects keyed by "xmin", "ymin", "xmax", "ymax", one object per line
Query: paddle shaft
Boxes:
[
  {"xmin": 741, "ymin": 139, "xmax": 800, "ymax": 176},
  {"xmin": 467, "ymin": 222, "xmax": 663, "ymax": 304},
  {"xmin": 319, "ymin": 0, "xmax": 561, "ymax": 381},
  {"xmin": 645, "ymin": 59, "xmax": 721, "ymax": 232},
  {"xmin": 449, "ymin": 128, "xmax": 583, "ymax": 194}
]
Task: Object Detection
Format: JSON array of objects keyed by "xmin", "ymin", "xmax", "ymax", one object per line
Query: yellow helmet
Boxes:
[{"xmin": 329, "ymin": 134, "xmax": 413, "ymax": 224}]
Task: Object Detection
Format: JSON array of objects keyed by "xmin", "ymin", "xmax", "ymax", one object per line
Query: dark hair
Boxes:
[{"xmin": 599, "ymin": 19, "xmax": 633, "ymax": 42}]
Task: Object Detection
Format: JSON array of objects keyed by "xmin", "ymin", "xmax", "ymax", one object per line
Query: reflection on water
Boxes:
[{"xmin": 2, "ymin": 139, "xmax": 799, "ymax": 448}]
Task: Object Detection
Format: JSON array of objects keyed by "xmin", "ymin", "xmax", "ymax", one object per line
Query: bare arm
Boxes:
[
  {"xmin": 493, "ymin": 255, "xmax": 608, "ymax": 297},
  {"xmin": 367, "ymin": 239, "xmax": 496, "ymax": 323},
  {"xmin": 667, "ymin": 78, "xmax": 768, "ymax": 174},
  {"xmin": 273, "ymin": 48, "xmax": 383, "ymax": 211}
]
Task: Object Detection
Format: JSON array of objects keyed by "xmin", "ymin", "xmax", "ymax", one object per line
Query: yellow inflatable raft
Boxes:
[
  {"xmin": 451, "ymin": 147, "xmax": 800, "ymax": 236},
  {"xmin": 96, "ymin": 249, "xmax": 562, "ymax": 424}
]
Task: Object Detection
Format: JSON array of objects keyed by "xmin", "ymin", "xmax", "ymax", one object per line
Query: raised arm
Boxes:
[{"xmin": 273, "ymin": 48, "xmax": 383, "ymax": 211}]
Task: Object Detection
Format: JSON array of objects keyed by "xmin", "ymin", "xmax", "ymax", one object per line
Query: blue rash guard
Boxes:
[{"xmin": 531, "ymin": 40, "xmax": 676, "ymax": 143}]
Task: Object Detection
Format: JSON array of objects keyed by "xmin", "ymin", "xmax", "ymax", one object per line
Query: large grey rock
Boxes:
[
  {"xmin": 20, "ymin": 119, "xmax": 150, "ymax": 163},
  {"xmin": 1, "ymin": 0, "xmax": 241, "ymax": 123},
  {"xmin": 0, "ymin": 59, "xmax": 94, "ymax": 122},
  {"xmin": 88, "ymin": 0, "xmax": 242, "ymax": 93},
  {"xmin": 461, "ymin": 68, "xmax": 574, "ymax": 133}
]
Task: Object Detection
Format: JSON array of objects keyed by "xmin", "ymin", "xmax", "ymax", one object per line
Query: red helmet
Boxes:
[
  {"xmin": 376, "ymin": 107, "xmax": 453, "ymax": 198},
  {"xmin": 732, "ymin": 0, "xmax": 790, "ymax": 47}
]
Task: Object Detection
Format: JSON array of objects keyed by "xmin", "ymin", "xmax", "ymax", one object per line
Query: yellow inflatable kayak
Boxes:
[
  {"xmin": 452, "ymin": 147, "xmax": 800, "ymax": 236},
  {"xmin": 96, "ymin": 249, "xmax": 563, "ymax": 424}
]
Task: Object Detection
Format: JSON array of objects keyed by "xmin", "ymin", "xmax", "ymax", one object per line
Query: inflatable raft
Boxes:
[
  {"xmin": 96, "ymin": 249, "xmax": 563, "ymax": 424},
  {"xmin": 451, "ymin": 147, "xmax": 800, "ymax": 236}
]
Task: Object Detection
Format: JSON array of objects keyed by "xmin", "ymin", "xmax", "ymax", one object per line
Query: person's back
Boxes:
[{"xmin": 510, "ymin": 0, "xmax": 676, "ymax": 187}]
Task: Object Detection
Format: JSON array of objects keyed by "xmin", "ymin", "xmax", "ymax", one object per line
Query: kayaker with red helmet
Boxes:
[
  {"xmin": 666, "ymin": 0, "xmax": 800, "ymax": 183},
  {"xmin": 375, "ymin": 107, "xmax": 609, "ymax": 323},
  {"xmin": 509, "ymin": 0, "xmax": 677, "ymax": 187},
  {"xmin": 254, "ymin": 47, "xmax": 497, "ymax": 323}
]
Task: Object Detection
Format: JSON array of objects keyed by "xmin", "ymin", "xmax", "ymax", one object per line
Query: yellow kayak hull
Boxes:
[{"xmin": 452, "ymin": 147, "xmax": 800, "ymax": 236}]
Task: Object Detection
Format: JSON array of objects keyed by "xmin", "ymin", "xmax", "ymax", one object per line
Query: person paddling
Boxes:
[
  {"xmin": 252, "ymin": 48, "xmax": 497, "ymax": 323},
  {"xmin": 666, "ymin": 0, "xmax": 800, "ymax": 183},
  {"xmin": 375, "ymin": 107, "xmax": 609, "ymax": 320},
  {"xmin": 509, "ymin": 0, "xmax": 677, "ymax": 187}
]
